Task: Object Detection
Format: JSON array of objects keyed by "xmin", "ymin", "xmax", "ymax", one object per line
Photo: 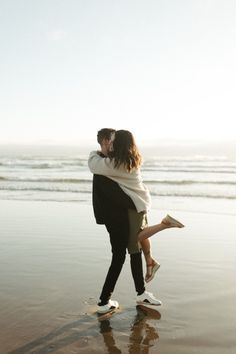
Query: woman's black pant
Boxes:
[{"xmin": 99, "ymin": 219, "xmax": 145, "ymax": 305}]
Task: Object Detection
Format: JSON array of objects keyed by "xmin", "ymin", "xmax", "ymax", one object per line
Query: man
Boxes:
[{"xmin": 91, "ymin": 128, "xmax": 161, "ymax": 314}]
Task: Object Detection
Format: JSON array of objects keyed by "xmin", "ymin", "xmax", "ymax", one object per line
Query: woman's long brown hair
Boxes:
[{"xmin": 109, "ymin": 130, "xmax": 142, "ymax": 172}]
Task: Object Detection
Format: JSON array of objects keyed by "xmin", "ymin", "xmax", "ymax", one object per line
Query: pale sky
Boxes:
[{"xmin": 0, "ymin": 0, "xmax": 236, "ymax": 146}]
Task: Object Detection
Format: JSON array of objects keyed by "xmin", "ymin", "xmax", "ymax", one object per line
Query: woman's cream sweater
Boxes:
[{"xmin": 88, "ymin": 151, "xmax": 151, "ymax": 213}]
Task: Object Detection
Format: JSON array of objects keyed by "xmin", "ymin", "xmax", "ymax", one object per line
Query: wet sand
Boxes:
[{"xmin": 0, "ymin": 200, "xmax": 236, "ymax": 353}]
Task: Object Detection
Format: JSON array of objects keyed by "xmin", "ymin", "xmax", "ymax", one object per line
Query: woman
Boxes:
[{"xmin": 88, "ymin": 130, "xmax": 184, "ymax": 283}]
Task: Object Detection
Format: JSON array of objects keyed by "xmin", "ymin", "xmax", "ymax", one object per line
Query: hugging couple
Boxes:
[{"xmin": 88, "ymin": 128, "xmax": 184, "ymax": 314}]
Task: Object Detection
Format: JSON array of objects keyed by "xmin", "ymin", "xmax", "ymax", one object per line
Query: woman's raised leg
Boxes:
[{"xmin": 138, "ymin": 214, "xmax": 184, "ymax": 242}]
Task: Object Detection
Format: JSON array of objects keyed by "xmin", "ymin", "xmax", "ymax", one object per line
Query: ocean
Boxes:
[
  {"xmin": 1, "ymin": 144, "xmax": 236, "ymax": 353},
  {"xmin": 1, "ymin": 144, "xmax": 236, "ymax": 215}
]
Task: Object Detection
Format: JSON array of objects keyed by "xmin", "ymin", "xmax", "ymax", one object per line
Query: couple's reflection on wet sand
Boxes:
[
  {"xmin": 7, "ymin": 305, "xmax": 160, "ymax": 354},
  {"xmin": 99, "ymin": 305, "xmax": 160, "ymax": 354}
]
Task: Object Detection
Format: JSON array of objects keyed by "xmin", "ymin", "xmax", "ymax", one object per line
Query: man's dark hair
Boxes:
[{"xmin": 97, "ymin": 128, "xmax": 115, "ymax": 144}]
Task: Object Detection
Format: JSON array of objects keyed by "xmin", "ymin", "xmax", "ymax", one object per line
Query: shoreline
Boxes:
[{"xmin": 0, "ymin": 199, "xmax": 236, "ymax": 353}]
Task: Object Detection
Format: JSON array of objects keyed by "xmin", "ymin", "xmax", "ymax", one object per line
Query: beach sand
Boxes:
[{"xmin": 0, "ymin": 200, "xmax": 236, "ymax": 354}]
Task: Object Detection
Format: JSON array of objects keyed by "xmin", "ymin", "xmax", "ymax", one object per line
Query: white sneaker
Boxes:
[
  {"xmin": 97, "ymin": 299, "xmax": 119, "ymax": 314},
  {"xmin": 136, "ymin": 291, "xmax": 162, "ymax": 306}
]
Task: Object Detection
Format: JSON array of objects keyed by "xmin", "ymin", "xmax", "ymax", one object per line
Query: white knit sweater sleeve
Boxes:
[
  {"xmin": 88, "ymin": 151, "xmax": 127, "ymax": 178},
  {"xmin": 88, "ymin": 151, "xmax": 151, "ymax": 212}
]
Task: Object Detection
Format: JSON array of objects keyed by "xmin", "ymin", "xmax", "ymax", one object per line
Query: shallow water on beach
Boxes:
[
  {"xmin": 1, "ymin": 149, "xmax": 236, "ymax": 206},
  {"xmin": 1, "ymin": 200, "xmax": 236, "ymax": 353}
]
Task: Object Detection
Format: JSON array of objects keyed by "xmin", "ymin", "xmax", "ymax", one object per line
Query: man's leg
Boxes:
[
  {"xmin": 98, "ymin": 222, "xmax": 128, "ymax": 305},
  {"xmin": 99, "ymin": 249, "xmax": 126, "ymax": 305},
  {"xmin": 130, "ymin": 252, "xmax": 145, "ymax": 295}
]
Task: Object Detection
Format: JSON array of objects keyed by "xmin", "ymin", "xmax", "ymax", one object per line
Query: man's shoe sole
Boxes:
[{"xmin": 136, "ymin": 301, "xmax": 162, "ymax": 308}]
